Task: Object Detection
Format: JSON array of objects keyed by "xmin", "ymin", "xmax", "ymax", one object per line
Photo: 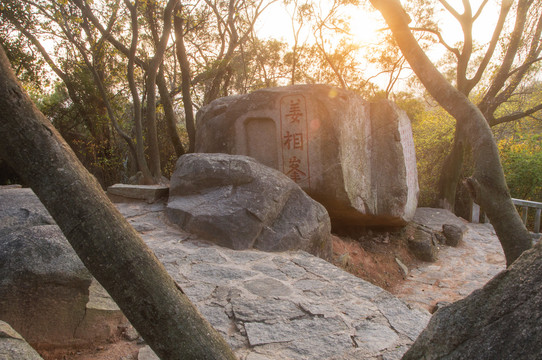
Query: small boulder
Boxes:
[
  {"xmin": 442, "ymin": 224, "xmax": 466, "ymax": 247},
  {"xmin": 408, "ymin": 226, "xmax": 438, "ymax": 262},
  {"xmin": 166, "ymin": 153, "xmax": 332, "ymax": 260}
]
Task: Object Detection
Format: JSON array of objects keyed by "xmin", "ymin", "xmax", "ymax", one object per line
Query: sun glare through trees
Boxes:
[{"xmin": 1, "ymin": 0, "xmax": 540, "ymax": 210}]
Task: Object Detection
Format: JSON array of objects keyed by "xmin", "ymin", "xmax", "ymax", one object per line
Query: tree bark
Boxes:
[
  {"xmin": 0, "ymin": 46, "xmax": 236, "ymax": 360},
  {"xmin": 174, "ymin": 3, "xmax": 196, "ymax": 153},
  {"xmin": 436, "ymin": 123, "xmax": 465, "ymax": 211},
  {"xmin": 370, "ymin": 0, "xmax": 532, "ymax": 266},
  {"xmin": 157, "ymin": 68, "xmax": 186, "ymax": 157},
  {"xmin": 433, "ymin": 0, "xmax": 540, "ymax": 214},
  {"xmin": 125, "ymin": 0, "xmax": 154, "ymax": 184},
  {"xmin": 144, "ymin": 0, "xmax": 176, "ymax": 180}
]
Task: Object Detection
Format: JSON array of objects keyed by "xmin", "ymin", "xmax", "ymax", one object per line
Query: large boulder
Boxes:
[
  {"xmin": 0, "ymin": 225, "xmax": 92, "ymax": 347},
  {"xmin": 166, "ymin": 153, "xmax": 332, "ymax": 259},
  {"xmin": 195, "ymin": 84, "xmax": 418, "ymax": 227},
  {"xmin": 403, "ymin": 240, "xmax": 542, "ymax": 360},
  {"xmin": 0, "ymin": 187, "xmax": 128, "ymax": 348}
]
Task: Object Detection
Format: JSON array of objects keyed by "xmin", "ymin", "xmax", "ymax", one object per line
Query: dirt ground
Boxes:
[
  {"xmin": 331, "ymin": 227, "xmax": 419, "ymax": 291},
  {"xmin": 38, "ymin": 230, "xmax": 418, "ymax": 360},
  {"xmin": 38, "ymin": 340, "xmax": 142, "ymax": 360}
]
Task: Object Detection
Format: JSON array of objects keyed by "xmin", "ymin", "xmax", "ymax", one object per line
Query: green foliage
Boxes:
[{"xmin": 498, "ymin": 132, "xmax": 542, "ymax": 202}]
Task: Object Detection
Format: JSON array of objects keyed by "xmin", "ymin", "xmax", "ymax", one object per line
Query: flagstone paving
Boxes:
[
  {"xmin": 117, "ymin": 202, "xmax": 507, "ymax": 360},
  {"xmin": 116, "ymin": 201, "xmax": 429, "ymax": 360}
]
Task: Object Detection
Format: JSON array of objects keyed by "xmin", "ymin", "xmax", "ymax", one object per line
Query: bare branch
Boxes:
[
  {"xmin": 465, "ymin": 0, "xmax": 512, "ymax": 94},
  {"xmin": 473, "ymin": 0, "xmax": 489, "ymax": 20},
  {"xmin": 438, "ymin": 0, "xmax": 461, "ymax": 20},
  {"xmin": 410, "ymin": 27, "xmax": 460, "ymax": 57},
  {"xmin": 490, "ymin": 103, "xmax": 542, "ymax": 126}
]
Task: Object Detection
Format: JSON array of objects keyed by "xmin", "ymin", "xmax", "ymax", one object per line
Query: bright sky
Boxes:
[
  {"xmin": 255, "ymin": 0, "xmax": 502, "ymax": 89},
  {"xmin": 257, "ymin": 0, "xmax": 500, "ymax": 45}
]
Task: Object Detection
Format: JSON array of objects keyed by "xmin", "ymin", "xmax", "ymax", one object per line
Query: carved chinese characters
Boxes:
[
  {"xmin": 280, "ymin": 95, "xmax": 310, "ymax": 187},
  {"xmin": 195, "ymin": 85, "xmax": 419, "ymax": 227}
]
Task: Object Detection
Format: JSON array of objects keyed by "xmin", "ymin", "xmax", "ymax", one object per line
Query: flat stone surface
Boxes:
[
  {"xmin": 117, "ymin": 200, "xmax": 431, "ymax": 359},
  {"xmin": 117, "ymin": 202, "xmax": 508, "ymax": 359},
  {"xmin": 107, "ymin": 184, "xmax": 169, "ymax": 203}
]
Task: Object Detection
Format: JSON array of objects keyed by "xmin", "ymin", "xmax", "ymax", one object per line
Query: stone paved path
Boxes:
[
  {"xmin": 117, "ymin": 203, "xmax": 510, "ymax": 360},
  {"xmin": 116, "ymin": 201, "xmax": 430, "ymax": 360},
  {"xmin": 393, "ymin": 208, "xmax": 506, "ymax": 312}
]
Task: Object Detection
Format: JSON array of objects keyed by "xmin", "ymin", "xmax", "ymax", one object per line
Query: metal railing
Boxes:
[{"xmin": 472, "ymin": 198, "xmax": 541, "ymax": 234}]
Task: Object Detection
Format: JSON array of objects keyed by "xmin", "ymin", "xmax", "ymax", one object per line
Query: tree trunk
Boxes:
[
  {"xmin": 157, "ymin": 68, "xmax": 186, "ymax": 157},
  {"xmin": 436, "ymin": 121, "xmax": 466, "ymax": 210},
  {"xmin": 370, "ymin": 0, "xmax": 532, "ymax": 266},
  {"xmin": 174, "ymin": 4, "xmax": 196, "ymax": 153},
  {"xmin": 126, "ymin": 0, "xmax": 153, "ymax": 184},
  {"xmin": 0, "ymin": 47, "xmax": 236, "ymax": 360},
  {"xmin": 144, "ymin": 71, "xmax": 163, "ymax": 180}
]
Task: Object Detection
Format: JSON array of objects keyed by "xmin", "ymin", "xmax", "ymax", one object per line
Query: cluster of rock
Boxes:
[
  {"xmin": 404, "ymin": 236, "xmax": 542, "ymax": 360},
  {"xmin": 406, "ymin": 208, "xmax": 467, "ymax": 262},
  {"xmin": 0, "ymin": 187, "xmax": 131, "ymax": 354},
  {"xmin": 195, "ymin": 85, "xmax": 419, "ymax": 228}
]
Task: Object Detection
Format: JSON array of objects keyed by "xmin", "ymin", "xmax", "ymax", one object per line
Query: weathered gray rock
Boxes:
[
  {"xmin": 166, "ymin": 153, "xmax": 332, "ymax": 259},
  {"xmin": 408, "ymin": 226, "xmax": 438, "ymax": 262},
  {"xmin": 195, "ymin": 84, "xmax": 418, "ymax": 227},
  {"xmin": 0, "ymin": 321, "xmax": 44, "ymax": 360},
  {"xmin": 442, "ymin": 223, "xmax": 466, "ymax": 247},
  {"xmin": 0, "ymin": 225, "xmax": 92, "ymax": 347},
  {"xmin": 0, "ymin": 187, "xmax": 55, "ymax": 230},
  {"xmin": 403, "ymin": 240, "xmax": 542, "ymax": 360},
  {"xmin": 0, "ymin": 188, "xmax": 129, "ymax": 349}
]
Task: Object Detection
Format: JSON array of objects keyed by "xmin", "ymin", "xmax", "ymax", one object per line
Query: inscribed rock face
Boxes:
[{"xmin": 196, "ymin": 84, "xmax": 418, "ymax": 227}]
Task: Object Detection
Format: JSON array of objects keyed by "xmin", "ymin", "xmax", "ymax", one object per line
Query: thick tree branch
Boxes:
[
  {"xmin": 438, "ymin": 0, "xmax": 461, "ymax": 20},
  {"xmin": 472, "ymin": 0, "xmax": 489, "ymax": 20}
]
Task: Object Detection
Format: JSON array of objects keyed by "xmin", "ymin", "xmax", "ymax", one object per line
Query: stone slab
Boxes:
[{"xmin": 107, "ymin": 184, "xmax": 169, "ymax": 203}]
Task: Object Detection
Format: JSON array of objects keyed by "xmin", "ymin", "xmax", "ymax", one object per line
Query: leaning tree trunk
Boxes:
[
  {"xmin": 371, "ymin": 0, "xmax": 532, "ymax": 266},
  {"xmin": 0, "ymin": 47, "xmax": 236, "ymax": 360}
]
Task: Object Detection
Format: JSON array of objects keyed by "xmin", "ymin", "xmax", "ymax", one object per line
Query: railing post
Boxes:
[
  {"xmin": 521, "ymin": 206, "xmax": 529, "ymax": 225},
  {"xmin": 535, "ymin": 208, "xmax": 541, "ymax": 234},
  {"xmin": 472, "ymin": 203, "xmax": 480, "ymax": 223}
]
